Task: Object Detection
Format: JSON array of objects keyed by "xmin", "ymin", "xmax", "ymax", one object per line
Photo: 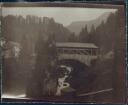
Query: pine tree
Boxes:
[
  {"xmin": 27, "ymin": 32, "xmax": 58, "ymax": 97},
  {"xmin": 88, "ymin": 24, "xmax": 96, "ymax": 43},
  {"xmin": 79, "ymin": 25, "xmax": 89, "ymax": 43},
  {"xmin": 68, "ymin": 32, "xmax": 77, "ymax": 42}
]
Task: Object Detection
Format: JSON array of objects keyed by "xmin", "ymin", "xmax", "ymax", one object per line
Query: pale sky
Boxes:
[{"xmin": 2, "ymin": 7, "xmax": 117, "ymax": 26}]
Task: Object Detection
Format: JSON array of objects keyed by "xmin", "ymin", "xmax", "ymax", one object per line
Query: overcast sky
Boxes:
[{"xmin": 2, "ymin": 7, "xmax": 117, "ymax": 26}]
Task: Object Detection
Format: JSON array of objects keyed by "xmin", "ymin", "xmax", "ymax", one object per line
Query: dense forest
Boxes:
[
  {"xmin": 78, "ymin": 11, "xmax": 118, "ymax": 54},
  {"xmin": 68, "ymin": 10, "xmax": 122, "ymax": 54},
  {"xmin": 2, "ymin": 15, "xmax": 72, "ymax": 57},
  {"xmin": 2, "ymin": 10, "xmax": 122, "ymax": 55}
]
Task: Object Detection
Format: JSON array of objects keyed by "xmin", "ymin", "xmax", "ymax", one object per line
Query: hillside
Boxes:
[{"xmin": 67, "ymin": 12, "xmax": 111, "ymax": 35}]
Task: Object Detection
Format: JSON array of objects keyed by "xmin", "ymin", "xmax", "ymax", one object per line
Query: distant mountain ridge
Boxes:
[{"xmin": 67, "ymin": 12, "xmax": 112, "ymax": 35}]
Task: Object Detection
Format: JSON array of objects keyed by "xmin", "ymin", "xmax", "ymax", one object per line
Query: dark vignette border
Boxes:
[{"xmin": 0, "ymin": 2, "xmax": 126, "ymax": 104}]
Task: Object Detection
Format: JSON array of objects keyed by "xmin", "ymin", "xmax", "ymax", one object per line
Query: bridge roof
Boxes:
[{"xmin": 56, "ymin": 42, "xmax": 98, "ymax": 49}]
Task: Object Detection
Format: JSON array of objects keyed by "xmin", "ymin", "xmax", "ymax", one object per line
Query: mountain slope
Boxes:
[{"xmin": 67, "ymin": 12, "xmax": 111, "ymax": 35}]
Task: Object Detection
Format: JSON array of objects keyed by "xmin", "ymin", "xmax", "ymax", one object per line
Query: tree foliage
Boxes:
[{"xmin": 78, "ymin": 11, "xmax": 120, "ymax": 54}]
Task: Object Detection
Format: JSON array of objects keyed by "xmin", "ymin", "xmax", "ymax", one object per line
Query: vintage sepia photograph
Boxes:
[{"xmin": 1, "ymin": 3, "xmax": 126, "ymax": 103}]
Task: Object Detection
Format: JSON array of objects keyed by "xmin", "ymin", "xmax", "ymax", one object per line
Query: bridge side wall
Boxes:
[{"xmin": 58, "ymin": 54, "xmax": 98, "ymax": 66}]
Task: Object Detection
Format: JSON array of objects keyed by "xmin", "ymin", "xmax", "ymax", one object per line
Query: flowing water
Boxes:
[{"xmin": 56, "ymin": 65, "xmax": 72, "ymax": 96}]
